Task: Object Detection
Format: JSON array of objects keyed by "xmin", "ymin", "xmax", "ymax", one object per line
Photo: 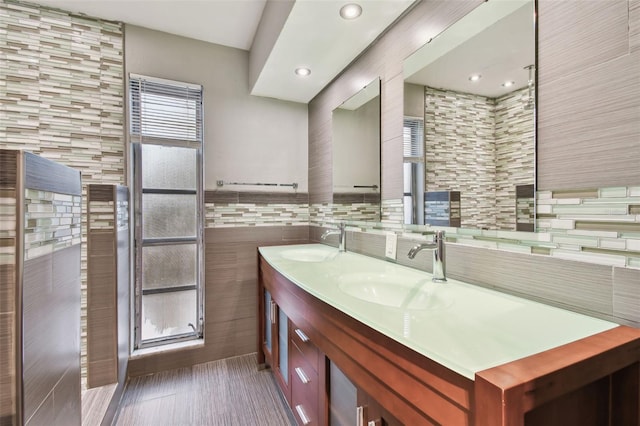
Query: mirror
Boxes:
[
  {"xmin": 332, "ymin": 78, "xmax": 381, "ymax": 221},
  {"xmin": 402, "ymin": 0, "xmax": 535, "ymax": 231}
]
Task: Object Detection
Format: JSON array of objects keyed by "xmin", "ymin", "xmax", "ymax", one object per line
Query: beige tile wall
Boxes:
[
  {"xmin": 127, "ymin": 225, "xmax": 309, "ymax": 377},
  {"xmin": 0, "ymin": 1, "xmax": 125, "ymax": 389}
]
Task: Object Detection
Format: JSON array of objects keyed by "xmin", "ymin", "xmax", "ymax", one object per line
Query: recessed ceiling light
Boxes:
[
  {"xmin": 295, "ymin": 67, "xmax": 311, "ymax": 77},
  {"xmin": 502, "ymin": 81, "xmax": 515, "ymax": 87},
  {"xmin": 340, "ymin": 3, "xmax": 362, "ymax": 20},
  {"xmin": 468, "ymin": 74, "xmax": 481, "ymax": 82}
]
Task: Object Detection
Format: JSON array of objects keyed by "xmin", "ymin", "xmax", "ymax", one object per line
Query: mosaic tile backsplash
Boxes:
[
  {"xmin": 0, "ymin": 189, "xmax": 17, "ymax": 266},
  {"xmin": 316, "ymin": 187, "xmax": 640, "ymax": 270},
  {"xmin": 424, "ymin": 86, "xmax": 534, "ymax": 231},
  {"xmin": 24, "ymin": 189, "xmax": 81, "ymax": 260},
  {"xmin": 537, "ymin": 186, "xmax": 640, "ymax": 268},
  {"xmin": 205, "ymin": 202, "xmax": 310, "ymax": 227},
  {"xmin": 309, "ymin": 202, "xmax": 383, "ymax": 226}
]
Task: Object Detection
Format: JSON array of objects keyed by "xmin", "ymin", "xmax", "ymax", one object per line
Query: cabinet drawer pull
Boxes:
[
  {"xmin": 294, "ymin": 367, "xmax": 310, "ymax": 384},
  {"xmin": 295, "ymin": 328, "xmax": 310, "ymax": 342},
  {"xmin": 270, "ymin": 301, "xmax": 276, "ymax": 325},
  {"xmin": 357, "ymin": 406, "xmax": 364, "ymax": 426},
  {"xmin": 295, "ymin": 404, "xmax": 311, "ymax": 425}
]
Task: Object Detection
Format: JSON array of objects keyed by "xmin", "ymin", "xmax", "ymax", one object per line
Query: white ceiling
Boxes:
[
  {"xmin": 251, "ymin": 0, "xmax": 414, "ymax": 102},
  {"xmin": 30, "ymin": 0, "xmax": 268, "ymax": 51},
  {"xmin": 28, "ymin": 0, "xmax": 416, "ymax": 103},
  {"xmin": 404, "ymin": 0, "xmax": 535, "ymax": 98}
]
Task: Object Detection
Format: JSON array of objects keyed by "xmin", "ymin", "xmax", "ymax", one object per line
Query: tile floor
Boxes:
[{"xmin": 115, "ymin": 354, "xmax": 295, "ymax": 426}]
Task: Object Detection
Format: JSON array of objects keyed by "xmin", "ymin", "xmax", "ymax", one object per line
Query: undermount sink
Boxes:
[
  {"xmin": 280, "ymin": 247, "xmax": 336, "ymax": 262},
  {"xmin": 338, "ymin": 273, "xmax": 453, "ymax": 310}
]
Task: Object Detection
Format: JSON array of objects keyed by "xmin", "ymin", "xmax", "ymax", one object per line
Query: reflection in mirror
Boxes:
[
  {"xmin": 332, "ymin": 78, "xmax": 381, "ymax": 221},
  {"xmin": 403, "ymin": 0, "xmax": 535, "ymax": 231}
]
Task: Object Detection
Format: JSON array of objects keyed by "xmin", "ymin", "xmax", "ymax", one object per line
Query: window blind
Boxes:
[
  {"xmin": 129, "ymin": 74, "xmax": 203, "ymax": 145},
  {"xmin": 403, "ymin": 117, "xmax": 424, "ymax": 162}
]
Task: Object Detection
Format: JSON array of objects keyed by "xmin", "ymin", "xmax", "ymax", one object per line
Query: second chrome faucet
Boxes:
[
  {"xmin": 407, "ymin": 230, "xmax": 446, "ymax": 282},
  {"xmin": 320, "ymin": 222, "xmax": 346, "ymax": 252}
]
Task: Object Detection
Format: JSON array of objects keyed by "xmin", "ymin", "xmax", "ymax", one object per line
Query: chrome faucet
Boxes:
[
  {"xmin": 407, "ymin": 230, "xmax": 446, "ymax": 282},
  {"xmin": 320, "ymin": 222, "xmax": 346, "ymax": 252}
]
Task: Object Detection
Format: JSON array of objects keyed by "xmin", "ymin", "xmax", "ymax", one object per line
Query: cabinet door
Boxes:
[
  {"xmin": 328, "ymin": 360, "xmax": 401, "ymax": 426},
  {"xmin": 277, "ymin": 308, "xmax": 289, "ymax": 385},
  {"xmin": 357, "ymin": 389, "xmax": 402, "ymax": 426},
  {"xmin": 329, "ymin": 361, "xmax": 357, "ymax": 426},
  {"xmin": 272, "ymin": 305, "xmax": 291, "ymax": 404}
]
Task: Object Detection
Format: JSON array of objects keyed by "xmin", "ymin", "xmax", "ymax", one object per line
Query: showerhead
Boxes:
[
  {"xmin": 524, "ymin": 99, "xmax": 534, "ymax": 110},
  {"xmin": 523, "ymin": 64, "xmax": 535, "ymax": 111}
]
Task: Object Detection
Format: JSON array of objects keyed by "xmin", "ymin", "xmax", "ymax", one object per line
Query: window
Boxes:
[
  {"xmin": 403, "ymin": 117, "xmax": 425, "ymax": 224},
  {"xmin": 129, "ymin": 74, "xmax": 204, "ymax": 348}
]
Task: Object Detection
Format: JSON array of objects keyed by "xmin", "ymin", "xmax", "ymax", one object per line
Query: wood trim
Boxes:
[
  {"xmin": 260, "ymin": 257, "xmax": 474, "ymax": 425},
  {"xmin": 474, "ymin": 326, "xmax": 640, "ymax": 426}
]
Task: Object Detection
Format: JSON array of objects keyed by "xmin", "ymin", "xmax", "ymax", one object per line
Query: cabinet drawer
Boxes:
[
  {"xmin": 291, "ymin": 343, "xmax": 319, "ymax": 425},
  {"xmin": 290, "ymin": 322, "xmax": 319, "ymax": 373}
]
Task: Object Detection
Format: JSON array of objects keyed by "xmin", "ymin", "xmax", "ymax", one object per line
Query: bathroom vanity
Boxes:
[{"xmin": 257, "ymin": 244, "xmax": 640, "ymax": 426}]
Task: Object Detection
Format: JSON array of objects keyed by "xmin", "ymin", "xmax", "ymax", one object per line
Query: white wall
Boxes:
[
  {"xmin": 332, "ymin": 97, "xmax": 380, "ymax": 193},
  {"xmin": 403, "ymin": 83, "xmax": 424, "ymax": 118},
  {"xmin": 125, "ymin": 25, "xmax": 308, "ymax": 192}
]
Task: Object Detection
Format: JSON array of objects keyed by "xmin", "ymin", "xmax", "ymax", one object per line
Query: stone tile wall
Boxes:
[
  {"xmin": 423, "ymin": 86, "xmax": 535, "ymax": 230},
  {"xmin": 1, "ymin": 1, "xmax": 125, "ymax": 389}
]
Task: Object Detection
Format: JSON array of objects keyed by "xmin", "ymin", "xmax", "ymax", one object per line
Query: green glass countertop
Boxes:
[{"xmin": 259, "ymin": 244, "xmax": 618, "ymax": 380}]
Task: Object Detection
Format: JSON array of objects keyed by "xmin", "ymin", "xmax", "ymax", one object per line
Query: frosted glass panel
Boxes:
[
  {"xmin": 278, "ymin": 309, "xmax": 288, "ymax": 384},
  {"xmin": 142, "ymin": 193, "xmax": 196, "ymax": 238},
  {"xmin": 141, "ymin": 290, "xmax": 197, "ymax": 340},
  {"xmin": 329, "ymin": 362, "xmax": 357, "ymax": 426},
  {"xmin": 141, "ymin": 144, "xmax": 196, "ymax": 190},
  {"xmin": 142, "ymin": 244, "xmax": 196, "ymax": 290}
]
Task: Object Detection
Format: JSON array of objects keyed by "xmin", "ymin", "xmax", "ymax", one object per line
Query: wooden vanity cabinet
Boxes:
[
  {"xmin": 258, "ymin": 254, "xmax": 640, "ymax": 426},
  {"xmin": 358, "ymin": 388, "xmax": 402, "ymax": 426},
  {"xmin": 290, "ymin": 321, "xmax": 323, "ymax": 425},
  {"xmin": 259, "ymin": 289, "xmax": 291, "ymax": 405}
]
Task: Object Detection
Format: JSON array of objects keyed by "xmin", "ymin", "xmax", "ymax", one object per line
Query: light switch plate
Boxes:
[{"xmin": 385, "ymin": 233, "xmax": 397, "ymax": 259}]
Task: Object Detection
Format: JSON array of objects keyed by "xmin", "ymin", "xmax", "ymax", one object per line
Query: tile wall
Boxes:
[
  {"xmin": 0, "ymin": 1, "xmax": 125, "ymax": 388},
  {"xmin": 424, "ymin": 86, "xmax": 535, "ymax": 230},
  {"xmin": 204, "ymin": 190, "xmax": 309, "ymax": 227},
  {"xmin": 86, "ymin": 184, "xmax": 130, "ymax": 409},
  {"xmin": 424, "ymin": 87, "xmax": 497, "ymax": 230},
  {"xmin": 0, "ymin": 158, "xmax": 17, "ymax": 425},
  {"xmin": 495, "ymin": 89, "xmax": 536, "ymax": 228},
  {"xmin": 0, "ymin": 149, "xmax": 84, "ymax": 426},
  {"xmin": 23, "ymin": 189, "xmax": 81, "ymax": 260},
  {"xmin": 537, "ymin": 186, "xmax": 640, "ymax": 268}
]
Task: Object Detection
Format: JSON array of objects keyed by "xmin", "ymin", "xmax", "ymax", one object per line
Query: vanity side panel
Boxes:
[
  {"xmin": 475, "ymin": 326, "xmax": 640, "ymax": 426},
  {"xmin": 610, "ymin": 362, "xmax": 640, "ymax": 426}
]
